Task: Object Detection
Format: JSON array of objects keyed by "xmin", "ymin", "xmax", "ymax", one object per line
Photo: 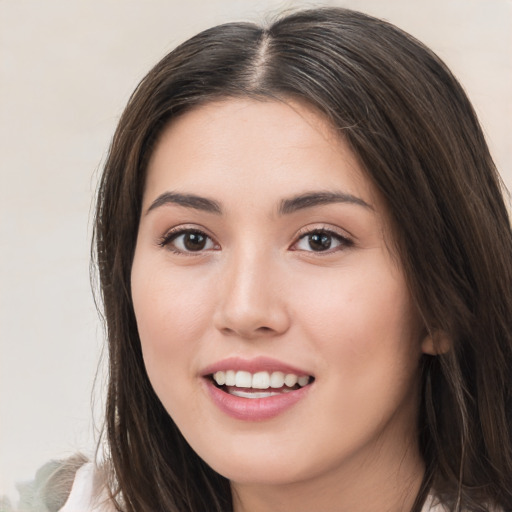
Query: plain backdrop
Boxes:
[{"xmin": 1, "ymin": 0, "xmax": 511, "ymax": 504}]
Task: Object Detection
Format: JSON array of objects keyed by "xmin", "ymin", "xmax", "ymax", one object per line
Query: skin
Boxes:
[{"xmin": 131, "ymin": 98, "xmax": 430, "ymax": 511}]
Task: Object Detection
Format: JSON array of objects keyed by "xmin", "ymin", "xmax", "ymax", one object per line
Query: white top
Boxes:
[
  {"xmin": 60, "ymin": 463, "xmax": 113, "ymax": 512},
  {"xmin": 60, "ymin": 463, "xmax": 454, "ymax": 512}
]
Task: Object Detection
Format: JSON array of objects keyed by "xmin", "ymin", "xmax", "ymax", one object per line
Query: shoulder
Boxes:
[
  {"xmin": 59, "ymin": 461, "xmax": 114, "ymax": 512},
  {"xmin": 421, "ymin": 494, "xmax": 507, "ymax": 512},
  {"xmin": 15, "ymin": 454, "xmax": 88, "ymax": 512},
  {"xmin": 421, "ymin": 494, "xmax": 450, "ymax": 512},
  {"xmin": 15, "ymin": 455, "xmax": 115, "ymax": 512}
]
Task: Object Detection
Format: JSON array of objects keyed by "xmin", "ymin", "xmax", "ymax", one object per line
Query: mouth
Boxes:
[
  {"xmin": 201, "ymin": 357, "xmax": 315, "ymax": 420},
  {"xmin": 208, "ymin": 370, "xmax": 314, "ymax": 399}
]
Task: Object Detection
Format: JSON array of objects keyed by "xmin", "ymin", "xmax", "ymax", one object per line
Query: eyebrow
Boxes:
[
  {"xmin": 145, "ymin": 190, "xmax": 372, "ymax": 216},
  {"xmin": 146, "ymin": 192, "xmax": 222, "ymax": 215},
  {"xmin": 278, "ymin": 191, "xmax": 372, "ymax": 215}
]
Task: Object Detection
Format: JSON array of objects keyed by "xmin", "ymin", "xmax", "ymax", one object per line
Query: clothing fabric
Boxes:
[
  {"xmin": 59, "ymin": 462, "xmax": 450, "ymax": 512},
  {"xmin": 14, "ymin": 460, "xmax": 500, "ymax": 511},
  {"xmin": 60, "ymin": 463, "xmax": 111, "ymax": 512}
]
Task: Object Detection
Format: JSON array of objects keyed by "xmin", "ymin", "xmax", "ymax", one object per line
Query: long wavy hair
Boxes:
[{"xmin": 93, "ymin": 7, "xmax": 512, "ymax": 511}]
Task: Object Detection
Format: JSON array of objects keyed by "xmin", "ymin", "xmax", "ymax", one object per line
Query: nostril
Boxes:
[
  {"xmin": 220, "ymin": 327, "xmax": 237, "ymax": 336},
  {"xmin": 219, "ymin": 325, "xmax": 277, "ymax": 338},
  {"xmin": 256, "ymin": 326, "xmax": 273, "ymax": 333}
]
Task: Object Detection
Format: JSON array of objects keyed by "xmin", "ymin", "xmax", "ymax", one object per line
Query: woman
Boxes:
[{"xmin": 31, "ymin": 6, "xmax": 512, "ymax": 512}]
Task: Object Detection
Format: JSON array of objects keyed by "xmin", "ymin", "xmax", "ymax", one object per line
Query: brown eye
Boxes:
[
  {"xmin": 162, "ymin": 229, "xmax": 216, "ymax": 253},
  {"xmin": 293, "ymin": 229, "xmax": 352, "ymax": 253},
  {"xmin": 308, "ymin": 233, "xmax": 332, "ymax": 251},
  {"xmin": 182, "ymin": 232, "xmax": 208, "ymax": 251}
]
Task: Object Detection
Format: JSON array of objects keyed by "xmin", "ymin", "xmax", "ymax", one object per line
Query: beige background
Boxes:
[{"xmin": 1, "ymin": 0, "xmax": 511, "ymax": 503}]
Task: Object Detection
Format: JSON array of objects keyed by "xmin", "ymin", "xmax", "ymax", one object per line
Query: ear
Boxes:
[{"xmin": 421, "ymin": 330, "xmax": 451, "ymax": 355}]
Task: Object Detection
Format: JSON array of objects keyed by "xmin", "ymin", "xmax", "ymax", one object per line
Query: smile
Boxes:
[
  {"xmin": 202, "ymin": 358, "xmax": 315, "ymax": 421},
  {"xmin": 212, "ymin": 370, "xmax": 312, "ymax": 399}
]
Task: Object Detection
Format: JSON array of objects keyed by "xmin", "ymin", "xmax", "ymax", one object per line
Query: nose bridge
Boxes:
[{"xmin": 214, "ymin": 243, "xmax": 289, "ymax": 337}]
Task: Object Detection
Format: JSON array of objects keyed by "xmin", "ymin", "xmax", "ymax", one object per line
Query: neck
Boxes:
[{"xmin": 231, "ymin": 436, "xmax": 425, "ymax": 512}]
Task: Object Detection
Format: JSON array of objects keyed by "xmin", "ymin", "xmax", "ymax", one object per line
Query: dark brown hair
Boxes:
[{"xmin": 94, "ymin": 7, "xmax": 512, "ymax": 511}]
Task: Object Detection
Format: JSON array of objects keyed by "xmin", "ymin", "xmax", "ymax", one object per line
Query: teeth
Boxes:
[
  {"xmin": 235, "ymin": 371, "xmax": 252, "ymax": 388},
  {"xmin": 270, "ymin": 371, "xmax": 285, "ymax": 388},
  {"xmin": 212, "ymin": 370, "xmax": 311, "ymax": 390},
  {"xmin": 284, "ymin": 374, "xmax": 298, "ymax": 387},
  {"xmin": 225, "ymin": 370, "xmax": 236, "ymax": 386},
  {"xmin": 252, "ymin": 371, "xmax": 270, "ymax": 389},
  {"xmin": 214, "ymin": 370, "xmax": 226, "ymax": 386},
  {"xmin": 298, "ymin": 375, "xmax": 310, "ymax": 387},
  {"xmin": 229, "ymin": 389, "xmax": 293, "ymax": 399}
]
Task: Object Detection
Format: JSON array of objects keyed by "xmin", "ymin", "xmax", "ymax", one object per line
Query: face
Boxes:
[{"xmin": 131, "ymin": 99, "xmax": 425, "ymax": 490}]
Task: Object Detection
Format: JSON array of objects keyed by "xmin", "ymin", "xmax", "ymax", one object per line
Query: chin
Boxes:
[
  {"xmin": 190, "ymin": 433, "xmax": 333, "ymax": 487},
  {"xmin": 212, "ymin": 459, "xmax": 311, "ymax": 486}
]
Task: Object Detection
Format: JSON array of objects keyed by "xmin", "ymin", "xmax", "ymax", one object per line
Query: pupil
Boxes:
[
  {"xmin": 184, "ymin": 232, "xmax": 206, "ymax": 251},
  {"xmin": 309, "ymin": 233, "xmax": 331, "ymax": 251}
]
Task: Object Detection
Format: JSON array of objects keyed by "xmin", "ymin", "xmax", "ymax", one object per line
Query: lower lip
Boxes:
[{"xmin": 203, "ymin": 379, "xmax": 311, "ymax": 421}]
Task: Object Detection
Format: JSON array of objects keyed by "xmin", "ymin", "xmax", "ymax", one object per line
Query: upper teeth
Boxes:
[{"xmin": 213, "ymin": 370, "xmax": 311, "ymax": 389}]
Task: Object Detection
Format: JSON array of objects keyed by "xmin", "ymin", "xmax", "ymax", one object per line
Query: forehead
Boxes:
[{"xmin": 143, "ymin": 98, "xmax": 377, "ymax": 210}]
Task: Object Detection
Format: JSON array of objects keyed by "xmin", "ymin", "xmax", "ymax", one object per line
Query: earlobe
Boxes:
[{"xmin": 421, "ymin": 330, "xmax": 451, "ymax": 355}]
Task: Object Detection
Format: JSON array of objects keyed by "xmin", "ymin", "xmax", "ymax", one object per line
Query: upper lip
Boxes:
[{"xmin": 200, "ymin": 356, "xmax": 313, "ymax": 377}]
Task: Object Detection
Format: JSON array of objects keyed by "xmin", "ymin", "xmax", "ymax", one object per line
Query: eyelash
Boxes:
[
  {"xmin": 158, "ymin": 226, "xmax": 218, "ymax": 255},
  {"xmin": 291, "ymin": 226, "xmax": 354, "ymax": 254},
  {"xmin": 158, "ymin": 226, "xmax": 354, "ymax": 255}
]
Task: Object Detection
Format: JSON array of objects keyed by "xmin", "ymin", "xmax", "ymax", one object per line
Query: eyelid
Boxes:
[
  {"xmin": 156, "ymin": 223, "xmax": 354, "ymax": 254},
  {"xmin": 289, "ymin": 224, "xmax": 354, "ymax": 252},
  {"xmin": 158, "ymin": 224, "xmax": 220, "ymax": 254}
]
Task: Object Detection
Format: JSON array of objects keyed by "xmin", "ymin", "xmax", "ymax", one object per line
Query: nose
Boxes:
[{"xmin": 213, "ymin": 250, "xmax": 290, "ymax": 339}]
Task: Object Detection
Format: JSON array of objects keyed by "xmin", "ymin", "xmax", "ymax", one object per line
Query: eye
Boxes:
[
  {"xmin": 160, "ymin": 228, "xmax": 217, "ymax": 254},
  {"xmin": 292, "ymin": 229, "xmax": 353, "ymax": 253}
]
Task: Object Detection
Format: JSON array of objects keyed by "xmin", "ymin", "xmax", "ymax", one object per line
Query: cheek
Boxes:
[
  {"xmin": 290, "ymin": 266, "xmax": 423, "ymax": 457},
  {"xmin": 293, "ymin": 260, "xmax": 421, "ymax": 379},
  {"xmin": 131, "ymin": 258, "xmax": 215, "ymax": 392}
]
